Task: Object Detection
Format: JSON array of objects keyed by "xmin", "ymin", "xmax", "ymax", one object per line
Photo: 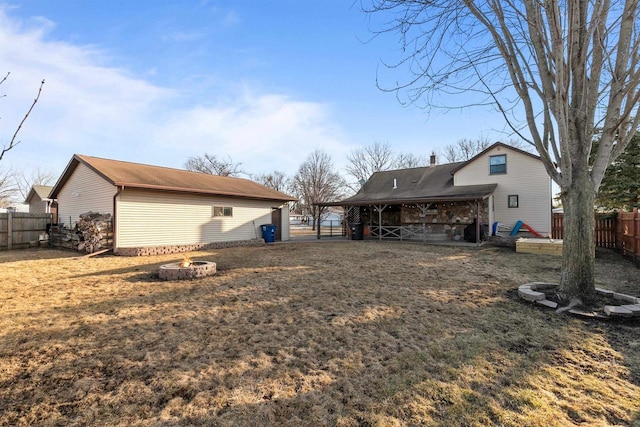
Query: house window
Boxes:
[
  {"xmin": 490, "ymin": 154, "xmax": 507, "ymax": 174},
  {"xmin": 508, "ymin": 195, "xmax": 519, "ymax": 208},
  {"xmin": 212, "ymin": 206, "xmax": 233, "ymax": 217}
]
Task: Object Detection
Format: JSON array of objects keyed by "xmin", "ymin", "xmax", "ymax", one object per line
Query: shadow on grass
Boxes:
[{"xmin": 0, "ymin": 247, "xmax": 78, "ymax": 264}]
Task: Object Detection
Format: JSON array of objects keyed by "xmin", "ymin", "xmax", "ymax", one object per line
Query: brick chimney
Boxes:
[{"xmin": 430, "ymin": 152, "xmax": 437, "ymax": 166}]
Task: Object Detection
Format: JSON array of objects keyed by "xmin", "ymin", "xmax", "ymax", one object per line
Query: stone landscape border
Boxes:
[
  {"xmin": 518, "ymin": 282, "xmax": 640, "ymax": 319},
  {"xmin": 115, "ymin": 238, "xmax": 264, "ymax": 256}
]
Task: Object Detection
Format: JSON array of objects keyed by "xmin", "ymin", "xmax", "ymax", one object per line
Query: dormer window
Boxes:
[{"xmin": 490, "ymin": 154, "xmax": 507, "ymax": 174}]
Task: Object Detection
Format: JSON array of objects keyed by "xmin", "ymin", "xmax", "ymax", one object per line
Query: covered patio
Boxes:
[{"xmin": 318, "ymin": 164, "xmax": 497, "ymax": 245}]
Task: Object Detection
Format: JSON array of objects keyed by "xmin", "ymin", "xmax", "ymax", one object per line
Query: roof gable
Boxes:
[
  {"xmin": 451, "ymin": 142, "xmax": 541, "ymax": 175},
  {"xmin": 25, "ymin": 185, "xmax": 53, "ymax": 204},
  {"xmin": 50, "ymin": 155, "xmax": 296, "ymax": 202}
]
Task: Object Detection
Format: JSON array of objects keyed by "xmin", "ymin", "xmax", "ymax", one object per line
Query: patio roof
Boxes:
[{"xmin": 320, "ymin": 162, "xmax": 496, "ymax": 207}]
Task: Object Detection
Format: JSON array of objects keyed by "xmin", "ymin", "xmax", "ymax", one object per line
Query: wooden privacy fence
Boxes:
[
  {"xmin": 0, "ymin": 212, "xmax": 52, "ymax": 250},
  {"xmin": 617, "ymin": 209, "xmax": 640, "ymax": 260},
  {"xmin": 552, "ymin": 209, "xmax": 640, "ymax": 260}
]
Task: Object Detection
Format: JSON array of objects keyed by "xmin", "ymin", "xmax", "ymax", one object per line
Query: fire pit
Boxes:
[{"xmin": 158, "ymin": 256, "xmax": 217, "ymax": 280}]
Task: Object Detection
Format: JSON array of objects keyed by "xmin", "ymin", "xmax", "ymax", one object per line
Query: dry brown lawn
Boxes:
[{"xmin": 1, "ymin": 241, "xmax": 639, "ymax": 426}]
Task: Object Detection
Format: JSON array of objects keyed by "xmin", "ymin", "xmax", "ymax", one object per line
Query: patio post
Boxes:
[
  {"xmin": 374, "ymin": 204, "xmax": 387, "ymax": 241},
  {"xmin": 418, "ymin": 203, "xmax": 430, "ymax": 243},
  {"xmin": 476, "ymin": 199, "xmax": 481, "ymax": 247}
]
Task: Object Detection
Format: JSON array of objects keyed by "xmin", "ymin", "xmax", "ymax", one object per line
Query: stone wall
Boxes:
[
  {"xmin": 402, "ymin": 202, "xmax": 488, "ymax": 225},
  {"xmin": 115, "ymin": 238, "xmax": 265, "ymax": 256},
  {"xmin": 360, "ymin": 201, "xmax": 489, "ymax": 240}
]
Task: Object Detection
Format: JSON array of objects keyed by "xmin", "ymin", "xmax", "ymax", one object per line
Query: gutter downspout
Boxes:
[{"xmin": 113, "ymin": 186, "xmax": 124, "ymax": 253}]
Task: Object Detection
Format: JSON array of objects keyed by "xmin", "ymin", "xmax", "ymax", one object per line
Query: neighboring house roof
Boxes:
[
  {"xmin": 326, "ymin": 162, "xmax": 497, "ymax": 206},
  {"xmin": 50, "ymin": 154, "xmax": 297, "ymax": 202},
  {"xmin": 25, "ymin": 185, "xmax": 54, "ymax": 204}
]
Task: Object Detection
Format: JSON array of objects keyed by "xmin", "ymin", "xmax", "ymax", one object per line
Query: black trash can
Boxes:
[
  {"xmin": 260, "ymin": 224, "xmax": 277, "ymax": 243},
  {"xmin": 350, "ymin": 223, "xmax": 364, "ymax": 240}
]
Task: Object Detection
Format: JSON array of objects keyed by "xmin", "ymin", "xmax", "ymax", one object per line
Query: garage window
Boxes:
[{"xmin": 212, "ymin": 206, "xmax": 233, "ymax": 217}]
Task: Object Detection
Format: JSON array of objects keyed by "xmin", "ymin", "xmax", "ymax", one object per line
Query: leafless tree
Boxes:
[
  {"xmin": 444, "ymin": 137, "xmax": 532, "ymax": 162},
  {"xmin": 0, "ymin": 73, "xmax": 45, "ymax": 161},
  {"xmin": 394, "ymin": 152, "xmax": 428, "ymax": 168},
  {"xmin": 13, "ymin": 167, "xmax": 57, "ymax": 201},
  {"xmin": 253, "ymin": 171, "xmax": 290, "ymax": 193},
  {"xmin": 345, "ymin": 141, "xmax": 395, "ymax": 184},
  {"xmin": 346, "ymin": 142, "xmax": 431, "ymax": 192},
  {"xmin": 184, "ymin": 153, "xmax": 245, "ymax": 177},
  {"xmin": 293, "ymin": 150, "xmax": 346, "ymax": 230},
  {"xmin": 442, "ymin": 138, "xmax": 493, "ymax": 163},
  {"xmin": 0, "ymin": 168, "xmax": 16, "ymax": 205},
  {"xmin": 365, "ymin": 0, "xmax": 640, "ymax": 303}
]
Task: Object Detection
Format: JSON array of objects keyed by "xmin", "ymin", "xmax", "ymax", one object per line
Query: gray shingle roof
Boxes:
[
  {"xmin": 25, "ymin": 185, "xmax": 54, "ymax": 203},
  {"xmin": 327, "ymin": 162, "xmax": 496, "ymax": 206}
]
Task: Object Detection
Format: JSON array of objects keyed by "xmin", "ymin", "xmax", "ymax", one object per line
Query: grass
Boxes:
[{"xmin": 1, "ymin": 242, "xmax": 639, "ymax": 426}]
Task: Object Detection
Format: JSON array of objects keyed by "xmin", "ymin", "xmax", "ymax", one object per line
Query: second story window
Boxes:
[{"xmin": 490, "ymin": 154, "xmax": 507, "ymax": 174}]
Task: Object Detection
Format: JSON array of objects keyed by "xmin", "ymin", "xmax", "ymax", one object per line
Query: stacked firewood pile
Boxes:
[
  {"xmin": 77, "ymin": 212, "xmax": 113, "ymax": 253},
  {"xmin": 50, "ymin": 212, "xmax": 113, "ymax": 253}
]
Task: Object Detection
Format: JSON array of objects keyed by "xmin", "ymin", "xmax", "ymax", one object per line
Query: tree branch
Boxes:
[{"xmin": 0, "ymin": 79, "xmax": 45, "ymax": 162}]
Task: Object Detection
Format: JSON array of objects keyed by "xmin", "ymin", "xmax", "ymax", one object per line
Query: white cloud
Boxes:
[
  {"xmin": 0, "ymin": 8, "xmax": 349, "ymax": 178},
  {"xmin": 155, "ymin": 91, "xmax": 349, "ymax": 175}
]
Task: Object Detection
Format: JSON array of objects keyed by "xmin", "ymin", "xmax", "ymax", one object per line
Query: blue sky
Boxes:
[{"xmin": 0, "ymin": 0, "xmax": 513, "ymax": 183}]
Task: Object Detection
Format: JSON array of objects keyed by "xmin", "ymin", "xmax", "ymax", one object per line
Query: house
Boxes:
[
  {"xmin": 25, "ymin": 185, "xmax": 56, "ymax": 215},
  {"xmin": 322, "ymin": 143, "xmax": 551, "ymax": 242},
  {"xmin": 289, "ymin": 213, "xmax": 308, "ymax": 225},
  {"xmin": 307, "ymin": 207, "xmax": 344, "ymax": 227},
  {"xmin": 0, "ymin": 204, "xmax": 30, "ymax": 213},
  {"xmin": 49, "ymin": 154, "xmax": 297, "ymax": 255}
]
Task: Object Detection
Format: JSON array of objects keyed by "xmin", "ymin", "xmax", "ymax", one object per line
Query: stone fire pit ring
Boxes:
[{"xmin": 159, "ymin": 261, "xmax": 217, "ymax": 280}]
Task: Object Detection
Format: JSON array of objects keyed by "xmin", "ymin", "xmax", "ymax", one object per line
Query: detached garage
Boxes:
[{"xmin": 49, "ymin": 154, "xmax": 296, "ymax": 255}]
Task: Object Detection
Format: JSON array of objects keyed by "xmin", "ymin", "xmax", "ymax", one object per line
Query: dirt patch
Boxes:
[{"xmin": 0, "ymin": 242, "xmax": 639, "ymax": 426}]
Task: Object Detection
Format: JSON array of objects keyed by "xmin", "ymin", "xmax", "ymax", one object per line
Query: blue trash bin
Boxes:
[{"xmin": 260, "ymin": 224, "xmax": 277, "ymax": 243}]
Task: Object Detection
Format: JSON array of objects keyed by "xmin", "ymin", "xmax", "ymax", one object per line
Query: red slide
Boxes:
[{"xmin": 522, "ymin": 223, "xmax": 543, "ymax": 237}]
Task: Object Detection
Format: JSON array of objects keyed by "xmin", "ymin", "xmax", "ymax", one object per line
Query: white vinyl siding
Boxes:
[
  {"xmin": 116, "ymin": 189, "xmax": 288, "ymax": 248},
  {"xmin": 56, "ymin": 163, "xmax": 116, "ymax": 228},
  {"xmin": 454, "ymin": 146, "xmax": 552, "ymax": 235}
]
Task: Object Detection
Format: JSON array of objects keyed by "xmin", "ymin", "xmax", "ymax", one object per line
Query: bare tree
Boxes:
[
  {"xmin": 365, "ymin": 0, "xmax": 640, "ymax": 303},
  {"xmin": 184, "ymin": 153, "xmax": 245, "ymax": 177},
  {"xmin": 442, "ymin": 144, "xmax": 462, "ymax": 164},
  {"xmin": 442, "ymin": 138, "xmax": 493, "ymax": 163},
  {"xmin": 346, "ymin": 141, "xmax": 430, "ymax": 192},
  {"xmin": 394, "ymin": 152, "xmax": 429, "ymax": 168},
  {"xmin": 0, "ymin": 73, "xmax": 45, "ymax": 161},
  {"xmin": 444, "ymin": 137, "xmax": 531, "ymax": 162},
  {"xmin": 0, "ymin": 168, "xmax": 16, "ymax": 205},
  {"xmin": 345, "ymin": 141, "xmax": 395, "ymax": 184},
  {"xmin": 293, "ymin": 150, "xmax": 346, "ymax": 230},
  {"xmin": 14, "ymin": 167, "xmax": 57, "ymax": 201},
  {"xmin": 253, "ymin": 171, "xmax": 290, "ymax": 193}
]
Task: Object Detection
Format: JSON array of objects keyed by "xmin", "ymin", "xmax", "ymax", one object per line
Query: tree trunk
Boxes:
[{"xmin": 559, "ymin": 174, "xmax": 597, "ymax": 304}]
